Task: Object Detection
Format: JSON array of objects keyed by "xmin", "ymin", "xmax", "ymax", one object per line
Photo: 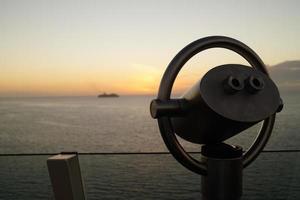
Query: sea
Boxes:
[{"xmin": 0, "ymin": 94, "xmax": 299, "ymax": 200}]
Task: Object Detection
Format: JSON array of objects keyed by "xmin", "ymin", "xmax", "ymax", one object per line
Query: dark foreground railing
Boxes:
[{"xmin": 1, "ymin": 149, "xmax": 300, "ymax": 157}]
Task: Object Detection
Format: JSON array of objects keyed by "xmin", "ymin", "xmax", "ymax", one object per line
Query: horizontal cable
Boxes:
[
  {"xmin": 1, "ymin": 149, "xmax": 300, "ymax": 157},
  {"xmin": 261, "ymin": 149, "xmax": 300, "ymax": 153}
]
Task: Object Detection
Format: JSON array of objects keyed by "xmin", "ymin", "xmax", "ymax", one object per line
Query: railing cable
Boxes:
[{"xmin": 1, "ymin": 149, "xmax": 300, "ymax": 157}]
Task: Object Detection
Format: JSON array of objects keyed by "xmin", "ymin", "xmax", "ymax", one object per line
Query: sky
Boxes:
[{"xmin": 1, "ymin": 0, "xmax": 300, "ymax": 96}]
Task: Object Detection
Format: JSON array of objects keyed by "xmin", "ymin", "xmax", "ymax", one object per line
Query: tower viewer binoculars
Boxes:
[{"xmin": 150, "ymin": 36, "xmax": 283, "ymax": 200}]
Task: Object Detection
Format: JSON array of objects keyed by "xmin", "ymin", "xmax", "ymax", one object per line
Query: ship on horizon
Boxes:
[{"xmin": 97, "ymin": 92, "xmax": 119, "ymax": 98}]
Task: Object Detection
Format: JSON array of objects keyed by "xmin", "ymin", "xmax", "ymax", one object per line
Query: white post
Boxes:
[{"xmin": 47, "ymin": 153, "xmax": 86, "ymax": 200}]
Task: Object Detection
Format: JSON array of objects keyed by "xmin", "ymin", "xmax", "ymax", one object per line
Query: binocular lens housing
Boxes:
[{"xmin": 151, "ymin": 64, "xmax": 282, "ymax": 144}]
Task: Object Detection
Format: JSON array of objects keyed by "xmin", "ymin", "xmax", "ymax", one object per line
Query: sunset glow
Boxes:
[{"xmin": 1, "ymin": 0, "xmax": 299, "ymax": 96}]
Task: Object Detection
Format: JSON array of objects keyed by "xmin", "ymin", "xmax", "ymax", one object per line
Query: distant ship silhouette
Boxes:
[{"xmin": 98, "ymin": 92, "xmax": 119, "ymax": 98}]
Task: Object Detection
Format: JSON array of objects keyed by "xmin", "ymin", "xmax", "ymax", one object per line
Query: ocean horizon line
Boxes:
[{"xmin": 0, "ymin": 94, "xmax": 160, "ymax": 99}]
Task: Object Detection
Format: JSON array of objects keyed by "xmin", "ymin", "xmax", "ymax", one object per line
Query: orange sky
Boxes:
[{"xmin": 1, "ymin": 1, "xmax": 299, "ymax": 96}]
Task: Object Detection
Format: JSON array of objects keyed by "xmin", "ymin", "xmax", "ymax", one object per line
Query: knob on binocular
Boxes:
[{"xmin": 150, "ymin": 36, "xmax": 283, "ymax": 175}]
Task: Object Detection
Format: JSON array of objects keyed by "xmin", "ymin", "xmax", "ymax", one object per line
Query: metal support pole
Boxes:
[
  {"xmin": 201, "ymin": 143, "xmax": 243, "ymax": 200},
  {"xmin": 47, "ymin": 152, "xmax": 86, "ymax": 200}
]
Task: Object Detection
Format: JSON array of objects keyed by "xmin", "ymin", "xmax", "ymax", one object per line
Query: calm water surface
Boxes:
[{"xmin": 0, "ymin": 94, "xmax": 299, "ymax": 199}]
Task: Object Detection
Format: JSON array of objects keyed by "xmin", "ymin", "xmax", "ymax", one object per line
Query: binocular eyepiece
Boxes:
[
  {"xmin": 151, "ymin": 64, "xmax": 282, "ymax": 144},
  {"xmin": 223, "ymin": 74, "xmax": 264, "ymax": 94}
]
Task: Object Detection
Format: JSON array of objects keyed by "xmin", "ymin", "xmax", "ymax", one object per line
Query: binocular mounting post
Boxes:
[{"xmin": 201, "ymin": 143, "xmax": 243, "ymax": 200}]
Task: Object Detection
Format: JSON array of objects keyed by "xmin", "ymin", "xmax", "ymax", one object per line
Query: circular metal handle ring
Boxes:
[{"xmin": 156, "ymin": 36, "xmax": 276, "ymax": 175}]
